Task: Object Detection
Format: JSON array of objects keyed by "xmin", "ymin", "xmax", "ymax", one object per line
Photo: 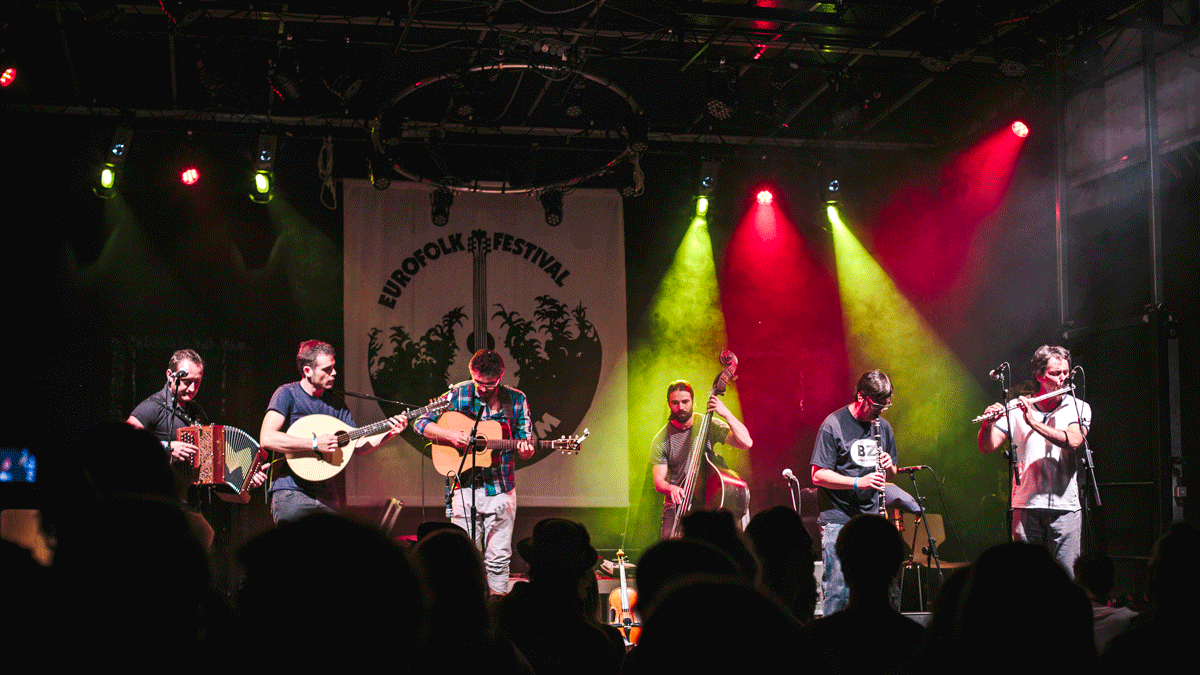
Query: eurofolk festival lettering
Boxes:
[{"xmin": 377, "ymin": 231, "xmax": 573, "ymax": 308}]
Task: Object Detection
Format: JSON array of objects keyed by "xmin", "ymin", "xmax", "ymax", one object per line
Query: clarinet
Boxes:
[{"xmin": 873, "ymin": 418, "xmax": 885, "ymax": 516}]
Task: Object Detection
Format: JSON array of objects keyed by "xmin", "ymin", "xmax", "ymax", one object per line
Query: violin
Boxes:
[{"xmin": 607, "ymin": 550, "xmax": 640, "ymax": 646}]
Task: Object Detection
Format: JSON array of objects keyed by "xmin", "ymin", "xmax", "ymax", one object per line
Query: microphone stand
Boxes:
[
  {"xmin": 903, "ymin": 469, "xmax": 942, "ymax": 612},
  {"xmin": 998, "ymin": 366, "xmax": 1021, "ymax": 543},
  {"xmin": 782, "ymin": 469, "xmax": 800, "ymax": 512},
  {"xmin": 457, "ymin": 386, "xmax": 483, "ymax": 545},
  {"xmin": 1068, "ymin": 369, "xmax": 1101, "ymax": 553}
]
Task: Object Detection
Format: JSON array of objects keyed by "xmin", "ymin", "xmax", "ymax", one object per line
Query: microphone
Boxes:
[
  {"xmin": 171, "ymin": 369, "xmax": 188, "ymax": 379},
  {"xmin": 444, "ymin": 474, "xmax": 454, "ymax": 518},
  {"xmin": 782, "ymin": 468, "xmax": 800, "ymax": 485},
  {"xmin": 895, "ymin": 465, "xmax": 928, "ymax": 474},
  {"xmin": 988, "ymin": 362, "xmax": 1009, "ymax": 381}
]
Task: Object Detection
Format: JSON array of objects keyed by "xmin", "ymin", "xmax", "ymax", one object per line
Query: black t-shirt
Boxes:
[
  {"xmin": 810, "ymin": 406, "xmax": 897, "ymax": 524},
  {"xmin": 129, "ymin": 384, "xmax": 208, "ymax": 445}
]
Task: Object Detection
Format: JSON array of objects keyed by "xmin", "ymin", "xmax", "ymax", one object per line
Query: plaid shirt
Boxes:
[{"xmin": 414, "ymin": 381, "xmax": 531, "ymax": 495}]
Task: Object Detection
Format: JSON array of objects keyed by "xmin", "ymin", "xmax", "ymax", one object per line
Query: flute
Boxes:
[{"xmin": 971, "ymin": 386, "xmax": 1073, "ymax": 423}]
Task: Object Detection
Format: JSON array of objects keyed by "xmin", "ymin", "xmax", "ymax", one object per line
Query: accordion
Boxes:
[{"xmin": 176, "ymin": 425, "xmax": 267, "ymax": 504}]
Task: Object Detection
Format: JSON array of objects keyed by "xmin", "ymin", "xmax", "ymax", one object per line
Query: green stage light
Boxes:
[
  {"xmin": 696, "ymin": 196, "xmax": 709, "ymax": 216},
  {"xmin": 250, "ymin": 135, "xmax": 277, "ymax": 203},
  {"xmin": 828, "ymin": 206, "xmax": 995, "ymax": 542},
  {"xmin": 251, "ymin": 170, "xmax": 274, "ymax": 203},
  {"xmin": 628, "ymin": 214, "xmax": 746, "ymax": 548},
  {"xmin": 94, "ymin": 128, "xmax": 132, "ymax": 199}
]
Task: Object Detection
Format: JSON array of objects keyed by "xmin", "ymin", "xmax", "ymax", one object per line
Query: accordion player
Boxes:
[{"xmin": 176, "ymin": 424, "xmax": 268, "ymax": 503}]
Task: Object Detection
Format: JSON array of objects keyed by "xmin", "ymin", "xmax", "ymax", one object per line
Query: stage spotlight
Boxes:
[
  {"xmin": 249, "ymin": 134, "xmax": 277, "ymax": 203},
  {"xmin": 93, "ymin": 127, "xmax": 132, "ymax": 199},
  {"xmin": 1011, "ymin": 121, "xmax": 1029, "ymax": 138},
  {"xmin": 540, "ymin": 189, "xmax": 564, "ymax": 227},
  {"xmin": 430, "ymin": 187, "xmax": 454, "ymax": 227},
  {"xmin": 695, "ymin": 196, "xmax": 710, "ymax": 216},
  {"xmin": 756, "ymin": 189, "xmax": 773, "ymax": 206},
  {"xmin": 699, "ymin": 160, "xmax": 720, "ymax": 197},
  {"xmin": 0, "ymin": 66, "xmax": 15, "ymax": 88},
  {"xmin": 705, "ymin": 68, "xmax": 738, "ymax": 121},
  {"xmin": 826, "ymin": 179, "xmax": 841, "ymax": 205},
  {"xmin": 180, "ymin": 166, "xmax": 200, "ymax": 185}
]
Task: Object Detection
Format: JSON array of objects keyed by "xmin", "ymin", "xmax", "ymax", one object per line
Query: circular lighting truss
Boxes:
[{"xmin": 371, "ymin": 63, "xmax": 645, "ymax": 195}]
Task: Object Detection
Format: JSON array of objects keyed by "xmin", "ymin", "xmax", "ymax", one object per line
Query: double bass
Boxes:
[{"xmin": 663, "ymin": 350, "xmax": 751, "ymax": 539}]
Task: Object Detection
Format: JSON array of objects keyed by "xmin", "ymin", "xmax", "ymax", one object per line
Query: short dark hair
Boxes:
[
  {"xmin": 168, "ymin": 349, "xmax": 203, "ymax": 372},
  {"xmin": 855, "ymin": 370, "xmax": 892, "ymax": 403},
  {"xmin": 468, "ymin": 349, "xmax": 505, "ymax": 379},
  {"xmin": 297, "ymin": 340, "xmax": 336, "ymax": 374},
  {"xmin": 1031, "ymin": 345, "xmax": 1070, "ymax": 378},
  {"xmin": 667, "ymin": 380, "xmax": 694, "ymax": 399}
]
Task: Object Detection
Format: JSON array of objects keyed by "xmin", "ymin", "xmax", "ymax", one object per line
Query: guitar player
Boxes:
[
  {"xmin": 650, "ymin": 379, "xmax": 754, "ymax": 539},
  {"xmin": 260, "ymin": 340, "xmax": 407, "ymax": 523},
  {"xmin": 414, "ymin": 349, "xmax": 534, "ymax": 596}
]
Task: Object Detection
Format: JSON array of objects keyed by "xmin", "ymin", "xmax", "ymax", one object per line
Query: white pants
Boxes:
[{"xmin": 452, "ymin": 487, "xmax": 517, "ymax": 594}]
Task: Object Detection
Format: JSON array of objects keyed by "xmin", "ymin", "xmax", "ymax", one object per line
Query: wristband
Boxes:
[
  {"xmin": 853, "ymin": 476, "xmax": 859, "ymax": 490},
  {"xmin": 312, "ymin": 436, "xmax": 318, "ymax": 452},
  {"xmin": 162, "ymin": 440, "xmax": 170, "ymax": 450}
]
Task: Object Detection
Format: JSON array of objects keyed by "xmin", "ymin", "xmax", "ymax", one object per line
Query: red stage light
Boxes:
[
  {"xmin": 0, "ymin": 67, "xmax": 15, "ymax": 87},
  {"xmin": 1011, "ymin": 121, "xmax": 1029, "ymax": 138},
  {"xmin": 180, "ymin": 167, "xmax": 200, "ymax": 185},
  {"xmin": 756, "ymin": 189, "xmax": 773, "ymax": 205}
]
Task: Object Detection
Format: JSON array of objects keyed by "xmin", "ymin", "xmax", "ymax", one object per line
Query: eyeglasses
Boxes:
[
  {"xmin": 472, "ymin": 376, "xmax": 501, "ymax": 389},
  {"xmin": 864, "ymin": 396, "xmax": 892, "ymax": 412}
]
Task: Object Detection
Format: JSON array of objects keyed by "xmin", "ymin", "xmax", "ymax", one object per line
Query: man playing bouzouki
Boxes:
[
  {"xmin": 651, "ymin": 379, "xmax": 753, "ymax": 540},
  {"xmin": 415, "ymin": 349, "xmax": 534, "ymax": 595},
  {"xmin": 260, "ymin": 340, "xmax": 407, "ymax": 523}
]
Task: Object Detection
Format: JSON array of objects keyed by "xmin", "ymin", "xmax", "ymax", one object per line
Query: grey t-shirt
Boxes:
[{"xmin": 650, "ymin": 414, "xmax": 731, "ymax": 486}]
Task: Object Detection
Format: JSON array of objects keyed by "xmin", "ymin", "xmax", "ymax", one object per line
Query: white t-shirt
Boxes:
[{"xmin": 995, "ymin": 394, "xmax": 1092, "ymax": 511}]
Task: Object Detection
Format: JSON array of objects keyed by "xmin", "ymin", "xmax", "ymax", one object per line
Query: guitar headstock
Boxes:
[
  {"xmin": 413, "ymin": 395, "xmax": 452, "ymax": 419},
  {"xmin": 551, "ymin": 427, "xmax": 590, "ymax": 454}
]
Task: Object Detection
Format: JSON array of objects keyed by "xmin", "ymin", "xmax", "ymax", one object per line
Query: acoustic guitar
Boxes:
[
  {"xmin": 429, "ymin": 410, "xmax": 588, "ymax": 476},
  {"xmin": 286, "ymin": 398, "xmax": 451, "ymax": 482}
]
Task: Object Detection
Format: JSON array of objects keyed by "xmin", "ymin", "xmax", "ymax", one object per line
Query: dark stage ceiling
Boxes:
[{"xmin": 0, "ymin": 1, "xmax": 1184, "ymax": 189}]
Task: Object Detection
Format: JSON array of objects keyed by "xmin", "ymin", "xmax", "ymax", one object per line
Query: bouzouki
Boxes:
[
  {"xmin": 663, "ymin": 350, "xmax": 750, "ymax": 539},
  {"xmin": 286, "ymin": 398, "xmax": 451, "ymax": 482},
  {"xmin": 429, "ymin": 410, "xmax": 588, "ymax": 476}
]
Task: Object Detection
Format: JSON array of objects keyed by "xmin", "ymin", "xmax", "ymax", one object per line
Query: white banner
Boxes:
[{"xmin": 343, "ymin": 180, "xmax": 628, "ymax": 507}]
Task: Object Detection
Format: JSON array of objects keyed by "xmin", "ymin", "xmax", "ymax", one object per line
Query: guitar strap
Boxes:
[{"xmin": 499, "ymin": 387, "xmax": 516, "ymax": 435}]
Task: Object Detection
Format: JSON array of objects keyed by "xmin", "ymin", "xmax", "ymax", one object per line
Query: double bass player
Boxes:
[{"xmin": 650, "ymin": 378, "xmax": 753, "ymax": 539}]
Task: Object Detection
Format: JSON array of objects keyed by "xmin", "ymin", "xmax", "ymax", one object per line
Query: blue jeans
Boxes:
[
  {"xmin": 270, "ymin": 489, "xmax": 335, "ymax": 524},
  {"xmin": 821, "ymin": 522, "xmax": 848, "ymax": 616}
]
